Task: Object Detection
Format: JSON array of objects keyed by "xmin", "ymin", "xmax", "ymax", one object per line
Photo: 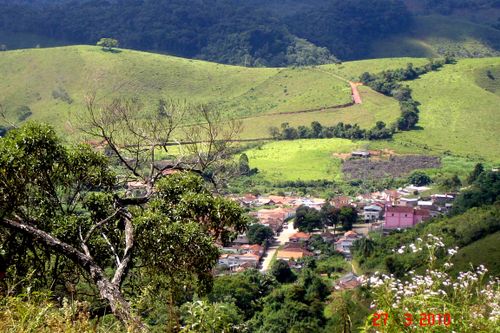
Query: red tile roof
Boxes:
[{"xmin": 289, "ymin": 232, "xmax": 311, "ymax": 240}]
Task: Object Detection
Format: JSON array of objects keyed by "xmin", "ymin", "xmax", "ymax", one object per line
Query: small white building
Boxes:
[{"xmin": 363, "ymin": 205, "xmax": 383, "ymax": 222}]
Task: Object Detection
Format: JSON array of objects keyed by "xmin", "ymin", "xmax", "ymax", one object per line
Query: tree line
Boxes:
[{"xmin": 269, "ymin": 120, "xmax": 393, "ymax": 141}]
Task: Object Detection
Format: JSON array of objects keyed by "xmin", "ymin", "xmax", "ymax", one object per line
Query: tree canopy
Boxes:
[{"xmin": 0, "ymin": 122, "xmax": 247, "ymax": 328}]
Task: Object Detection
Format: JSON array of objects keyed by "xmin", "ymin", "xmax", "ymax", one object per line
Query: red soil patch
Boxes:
[{"xmin": 349, "ymin": 82, "xmax": 363, "ymax": 104}]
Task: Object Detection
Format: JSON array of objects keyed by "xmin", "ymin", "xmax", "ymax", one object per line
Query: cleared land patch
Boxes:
[{"xmin": 342, "ymin": 155, "xmax": 441, "ymax": 180}]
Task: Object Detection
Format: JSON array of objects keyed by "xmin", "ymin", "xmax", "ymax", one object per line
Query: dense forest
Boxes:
[{"xmin": 0, "ymin": 0, "xmax": 411, "ymax": 65}]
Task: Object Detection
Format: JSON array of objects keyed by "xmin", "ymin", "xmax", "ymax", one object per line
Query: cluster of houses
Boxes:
[
  {"xmin": 216, "ymin": 187, "xmax": 457, "ymax": 273},
  {"xmin": 218, "ymin": 244, "xmax": 265, "ymax": 272}
]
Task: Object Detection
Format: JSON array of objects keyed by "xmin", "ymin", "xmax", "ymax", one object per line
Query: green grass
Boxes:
[
  {"xmin": 393, "ymin": 58, "xmax": 500, "ymax": 163},
  {"xmin": 1, "ymin": 45, "xmax": 499, "ymax": 172},
  {"xmin": 369, "ymin": 15, "xmax": 500, "ymax": 59},
  {"xmin": 320, "ymin": 58, "xmax": 429, "ymax": 81},
  {"xmin": 244, "ymin": 138, "xmax": 366, "ymax": 181},
  {"xmin": 451, "ymin": 231, "xmax": 500, "ymax": 277},
  {"xmin": 0, "ymin": 45, "xmax": 354, "ymax": 137}
]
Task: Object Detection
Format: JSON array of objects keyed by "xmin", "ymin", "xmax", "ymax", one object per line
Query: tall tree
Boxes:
[{"xmin": 0, "ymin": 123, "xmax": 247, "ymax": 329}]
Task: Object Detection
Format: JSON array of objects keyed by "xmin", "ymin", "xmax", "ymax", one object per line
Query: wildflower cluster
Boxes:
[{"xmin": 363, "ymin": 234, "xmax": 500, "ymax": 332}]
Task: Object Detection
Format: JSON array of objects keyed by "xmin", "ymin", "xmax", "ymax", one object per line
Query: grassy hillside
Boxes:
[
  {"xmin": 394, "ymin": 58, "xmax": 500, "ymax": 162},
  {"xmin": 0, "ymin": 45, "xmax": 401, "ymax": 139},
  {"xmin": 369, "ymin": 15, "xmax": 500, "ymax": 59},
  {"xmin": 1, "ymin": 45, "xmax": 499, "ymax": 171},
  {"xmin": 451, "ymin": 231, "xmax": 500, "ymax": 277}
]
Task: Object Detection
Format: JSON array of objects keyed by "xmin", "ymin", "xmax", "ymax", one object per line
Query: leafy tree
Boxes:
[
  {"xmin": 239, "ymin": 153, "xmax": 251, "ymax": 176},
  {"xmin": 247, "ymin": 224, "xmax": 274, "ymax": 245},
  {"xmin": 294, "ymin": 205, "xmax": 322, "ymax": 232},
  {"xmin": 320, "ymin": 202, "xmax": 340, "ymax": 233},
  {"xmin": 440, "ymin": 174, "xmax": 462, "ymax": 191},
  {"xmin": 249, "ymin": 284, "xmax": 325, "ymax": 333},
  {"xmin": 270, "ymin": 259, "xmax": 296, "ymax": 284},
  {"xmin": 353, "ymin": 237, "xmax": 375, "ymax": 257},
  {"xmin": 339, "ymin": 206, "xmax": 357, "ymax": 231},
  {"xmin": 408, "ymin": 171, "xmax": 432, "ymax": 186},
  {"xmin": 96, "ymin": 38, "xmax": 119, "ymax": 51},
  {"xmin": 0, "ymin": 123, "xmax": 247, "ymax": 328},
  {"xmin": 453, "ymin": 170, "xmax": 500, "ymax": 214},
  {"xmin": 467, "ymin": 163, "xmax": 484, "ymax": 184},
  {"xmin": 208, "ymin": 269, "xmax": 276, "ymax": 319}
]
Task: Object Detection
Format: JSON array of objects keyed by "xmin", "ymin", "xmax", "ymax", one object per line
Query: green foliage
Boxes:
[
  {"xmin": 208, "ymin": 269, "xmax": 277, "ymax": 319},
  {"xmin": 271, "ymin": 120, "xmax": 393, "ymax": 141},
  {"xmin": 339, "ymin": 206, "xmax": 358, "ymax": 231},
  {"xmin": 294, "ymin": 205, "xmax": 322, "ymax": 232},
  {"xmin": 246, "ymin": 224, "xmax": 274, "ymax": 245},
  {"xmin": 439, "ymin": 174, "xmax": 462, "ymax": 191},
  {"xmin": 96, "ymin": 38, "xmax": 119, "ymax": 51},
  {"xmin": 453, "ymin": 170, "xmax": 500, "ymax": 214},
  {"xmin": 0, "ymin": 294, "xmax": 122, "ymax": 333},
  {"xmin": 286, "ymin": 0, "xmax": 412, "ymax": 60},
  {"xmin": 467, "ymin": 163, "xmax": 484, "ymax": 184},
  {"xmin": 270, "ymin": 260, "xmax": 296, "ymax": 284},
  {"xmin": 364, "ymin": 236, "xmax": 500, "ymax": 332},
  {"xmin": 356, "ymin": 204, "xmax": 500, "ymax": 276},
  {"xmin": 248, "ymin": 283, "xmax": 325, "ymax": 333},
  {"xmin": 180, "ymin": 300, "xmax": 244, "ymax": 333},
  {"xmin": 408, "ymin": 171, "xmax": 432, "ymax": 186},
  {"xmin": 15, "ymin": 105, "xmax": 32, "ymax": 122},
  {"xmin": 352, "ymin": 237, "xmax": 376, "ymax": 258},
  {"xmin": 361, "ymin": 59, "xmax": 451, "ymax": 131}
]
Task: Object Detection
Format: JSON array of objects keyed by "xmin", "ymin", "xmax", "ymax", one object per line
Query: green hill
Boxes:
[
  {"xmin": 369, "ymin": 15, "xmax": 500, "ymax": 59},
  {"xmin": 1, "ymin": 46, "xmax": 499, "ymax": 173},
  {"xmin": 0, "ymin": 45, "xmax": 399, "ymax": 138}
]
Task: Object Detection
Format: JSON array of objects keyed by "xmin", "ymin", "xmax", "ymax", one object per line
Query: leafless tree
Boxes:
[{"xmin": 79, "ymin": 93, "xmax": 242, "ymax": 194}]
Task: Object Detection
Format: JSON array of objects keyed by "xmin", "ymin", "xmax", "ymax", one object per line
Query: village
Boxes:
[{"xmin": 216, "ymin": 183, "xmax": 457, "ymax": 289}]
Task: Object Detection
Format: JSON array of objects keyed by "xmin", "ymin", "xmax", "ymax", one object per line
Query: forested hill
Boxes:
[
  {"xmin": 0, "ymin": 0, "xmax": 410, "ymax": 65},
  {"xmin": 1, "ymin": 0, "xmax": 500, "ymax": 65}
]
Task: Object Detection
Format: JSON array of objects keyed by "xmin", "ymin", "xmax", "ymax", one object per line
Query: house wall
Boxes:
[{"xmin": 385, "ymin": 212, "xmax": 414, "ymax": 229}]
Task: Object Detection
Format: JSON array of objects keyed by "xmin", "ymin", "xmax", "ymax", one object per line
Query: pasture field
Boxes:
[
  {"xmin": 395, "ymin": 57, "xmax": 500, "ymax": 162},
  {"xmin": 244, "ymin": 138, "xmax": 366, "ymax": 182},
  {"xmin": 1, "ymin": 46, "xmax": 499, "ymax": 178}
]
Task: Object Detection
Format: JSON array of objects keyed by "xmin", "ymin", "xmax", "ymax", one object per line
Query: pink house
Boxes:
[{"xmin": 384, "ymin": 206, "xmax": 431, "ymax": 229}]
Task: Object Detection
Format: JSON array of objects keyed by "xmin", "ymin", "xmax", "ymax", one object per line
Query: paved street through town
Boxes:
[{"xmin": 260, "ymin": 222, "xmax": 297, "ymax": 272}]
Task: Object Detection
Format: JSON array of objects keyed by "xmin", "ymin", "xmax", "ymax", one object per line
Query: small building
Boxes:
[
  {"xmin": 332, "ymin": 196, "xmax": 352, "ymax": 208},
  {"xmin": 363, "ymin": 205, "xmax": 383, "ymax": 222},
  {"xmin": 384, "ymin": 206, "xmax": 431, "ymax": 229},
  {"xmin": 335, "ymin": 272, "xmax": 362, "ymax": 290},
  {"xmin": 351, "ymin": 151, "xmax": 370, "ymax": 158},
  {"xmin": 400, "ymin": 198, "xmax": 418, "ymax": 207},
  {"xmin": 276, "ymin": 245, "xmax": 313, "ymax": 261},
  {"xmin": 335, "ymin": 231, "xmax": 361, "ymax": 256}
]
